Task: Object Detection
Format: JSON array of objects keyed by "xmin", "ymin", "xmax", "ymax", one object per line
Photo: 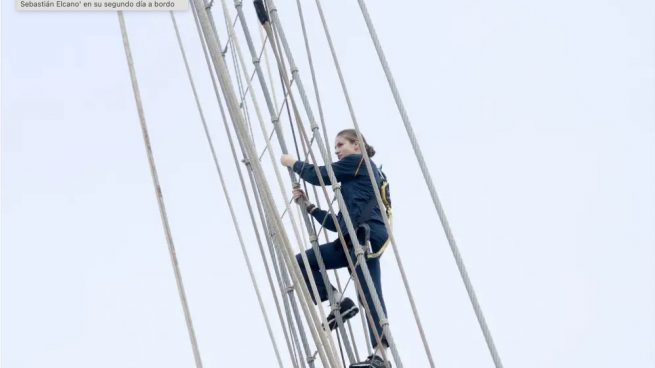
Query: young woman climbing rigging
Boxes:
[{"xmin": 281, "ymin": 129, "xmax": 391, "ymax": 368}]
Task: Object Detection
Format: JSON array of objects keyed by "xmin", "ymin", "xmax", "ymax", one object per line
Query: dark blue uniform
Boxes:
[{"xmin": 293, "ymin": 154, "xmax": 389, "ymax": 348}]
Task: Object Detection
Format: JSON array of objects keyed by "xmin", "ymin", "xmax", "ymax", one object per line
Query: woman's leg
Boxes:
[
  {"xmin": 295, "ymin": 239, "xmax": 349, "ymax": 304},
  {"xmin": 350, "ymin": 249, "xmax": 388, "ymax": 349}
]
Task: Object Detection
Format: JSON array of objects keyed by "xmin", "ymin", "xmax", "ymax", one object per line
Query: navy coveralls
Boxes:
[{"xmin": 292, "ymin": 154, "xmax": 389, "ymax": 348}]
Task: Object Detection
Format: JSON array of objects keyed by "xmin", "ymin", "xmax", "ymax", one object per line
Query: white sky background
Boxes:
[{"xmin": 2, "ymin": 0, "xmax": 654, "ymax": 367}]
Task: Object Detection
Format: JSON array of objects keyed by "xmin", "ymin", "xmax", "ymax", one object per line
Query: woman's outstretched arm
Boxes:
[{"xmin": 286, "ymin": 154, "xmax": 362, "ymax": 186}]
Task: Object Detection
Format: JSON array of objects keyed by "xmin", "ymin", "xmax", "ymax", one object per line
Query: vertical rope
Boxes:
[
  {"xmin": 263, "ymin": 2, "xmax": 403, "ymax": 364},
  {"xmin": 293, "ymin": 0, "xmax": 332, "ymax": 158},
  {"xmin": 261, "ymin": 13, "xmax": 359, "ymax": 363},
  {"xmin": 308, "ymin": 0, "xmax": 438, "ymax": 365},
  {"xmin": 233, "ymin": 1, "xmax": 365, "ymax": 364},
  {"xmin": 219, "ymin": 5, "xmax": 349, "ymax": 364},
  {"xmin": 189, "ymin": 1, "xmax": 341, "ymax": 366},
  {"xmin": 170, "ymin": 12, "xmax": 287, "ymax": 367},
  {"xmin": 189, "ymin": 5, "xmax": 311, "ymax": 367},
  {"xmin": 355, "ymin": 1, "xmax": 504, "ymax": 366},
  {"xmin": 117, "ymin": 11, "xmax": 204, "ymax": 368}
]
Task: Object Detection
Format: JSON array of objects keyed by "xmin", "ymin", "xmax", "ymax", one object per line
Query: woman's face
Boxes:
[{"xmin": 334, "ymin": 135, "xmax": 360, "ymax": 160}]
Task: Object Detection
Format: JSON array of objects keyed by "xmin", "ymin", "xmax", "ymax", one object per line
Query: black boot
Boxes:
[
  {"xmin": 349, "ymin": 354, "xmax": 391, "ymax": 368},
  {"xmin": 326, "ymin": 297, "xmax": 358, "ymax": 330}
]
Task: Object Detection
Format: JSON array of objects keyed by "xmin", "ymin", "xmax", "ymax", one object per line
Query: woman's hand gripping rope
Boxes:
[{"xmin": 292, "ymin": 188, "xmax": 317, "ymax": 214}]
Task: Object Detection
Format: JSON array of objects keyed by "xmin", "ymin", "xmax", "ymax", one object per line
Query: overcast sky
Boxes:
[{"xmin": 2, "ymin": 0, "xmax": 654, "ymax": 367}]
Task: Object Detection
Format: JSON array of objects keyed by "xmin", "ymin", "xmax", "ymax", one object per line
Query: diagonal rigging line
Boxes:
[
  {"xmin": 261, "ymin": 26, "xmax": 278, "ymax": 110},
  {"xmin": 266, "ymin": 65, "xmax": 356, "ymax": 362},
  {"xmin": 355, "ymin": 1, "xmax": 504, "ymax": 367},
  {"xmin": 282, "ymin": 28, "xmax": 360, "ymax": 345},
  {"xmin": 216, "ymin": 13, "xmax": 240, "ymax": 56},
  {"xmin": 212, "ymin": 9, "xmax": 271, "ymax": 115},
  {"xmin": 196, "ymin": 7, "xmax": 342, "ymax": 367},
  {"xmin": 257, "ymin": 76, "xmax": 297, "ymax": 162},
  {"xmin": 274, "ymin": 76, "xmax": 296, "ymax": 122},
  {"xmin": 269, "ymin": 20, "xmax": 303, "ymax": 164},
  {"xmin": 218, "ymin": 8, "xmax": 267, "ymax": 144},
  {"xmin": 246, "ymin": 23, "xmax": 346, "ymax": 368},
  {"xmin": 264, "ymin": 23, "xmax": 390, "ymax": 367},
  {"xmin": 191, "ymin": 4, "xmax": 309, "ymax": 367},
  {"xmin": 194, "ymin": 1, "xmax": 326, "ymax": 365},
  {"xmin": 259, "ymin": 130, "xmax": 277, "ymax": 161},
  {"xmin": 288, "ymin": 103, "xmax": 391, "ymax": 360},
  {"xmin": 296, "ymin": 124, "xmax": 358, "ymax": 355},
  {"xmin": 278, "ymin": 197, "xmax": 296, "ymax": 220},
  {"xmin": 117, "ymin": 12, "xmax": 204, "ymax": 368},
  {"xmin": 225, "ymin": 19, "xmax": 255, "ymax": 143},
  {"xmin": 236, "ymin": 39, "xmax": 270, "ymax": 107},
  {"xmin": 221, "ymin": 2, "xmax": 318, "ymax": 268},
  {"xmin": 310, "ymin": 0, "xmax": 437, "ymax": 365},
  {"xmin": 170, "ymin": 11, "xmax": 286, "ymax": 368},
  {"xmin": 231, "ymin": 1, "xmax": 361, "ymax": 365},
  {"xmin": 292, "ymin": 0, "xmax": 332, "ymax": 158},
  {"xmin": 264, "ymin": 1, "xmax": 399, "ymax": 364}
]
